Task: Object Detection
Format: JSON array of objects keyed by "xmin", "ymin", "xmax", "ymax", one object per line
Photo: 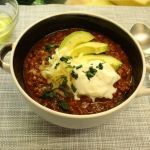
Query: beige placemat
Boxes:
[{"xmin": 0, "ymin": 5, "xmax": 150, "ymax": 150}]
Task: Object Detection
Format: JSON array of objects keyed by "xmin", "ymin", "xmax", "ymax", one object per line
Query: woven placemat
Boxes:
[{"xmin": 0, "ymin": 5, "xmax": 150, "ymax": 150}]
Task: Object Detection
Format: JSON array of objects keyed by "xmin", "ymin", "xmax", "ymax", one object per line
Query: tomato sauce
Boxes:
[{"xmin": 23, "ymin": 28, "xmax": 132, "ymax": 115}]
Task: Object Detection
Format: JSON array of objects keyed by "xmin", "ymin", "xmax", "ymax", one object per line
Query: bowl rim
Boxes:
[{"xmin": 10, "ymin": 11, "xmax": 146, "ymax": 119}]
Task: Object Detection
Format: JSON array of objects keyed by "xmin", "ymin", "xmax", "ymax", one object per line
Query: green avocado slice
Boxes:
[
  {"xmin": 76, "ymin": 54, "xmax": 122, "ymax": 70},
  {"xmin": 70, "ymin": 42, "xmax": 108, "ymax": 57},
  {"xmin": 59, "ymin": 31, "xmax": 95, "ymax": 52}
]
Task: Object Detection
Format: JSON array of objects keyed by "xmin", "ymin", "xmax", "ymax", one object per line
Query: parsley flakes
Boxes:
[
  {"xmin": 58, "ymin": 101, "xmax": 69, "ymax": 111},
  {"xmin": 71, "ymin": 84, "xmax": 77, "ymax": 92},
  {"xmin": 40, "ymin": 91, "xmax": 56, "ymax": 99},
  {"xmin": 96, "ymin": 63, "xmax": 103, "ymax": 70},
  {"xmin": 54, "ymin": 63, "xmax": 60, "ymax": 69},
  {"xmin": 71, "ymin": 70, "xmax": 78, "ymax": 79},
  {"xmin": 44, "ymin": 44, "xmax": 57, "ymax": 51},
  {"xmin": 61, "ymin": 75, "xmax": 68, "ymax": 86},
  {"xmin": 76, "ymin": 64, "xmax": 82, "ymax": 69},
  {"xmin": 85, "ymin": 66, "xmax": 97, "ymax": 80},
  {"xmin": 60, "ymin": 56, "xmax": 72, "ymax": 63}
]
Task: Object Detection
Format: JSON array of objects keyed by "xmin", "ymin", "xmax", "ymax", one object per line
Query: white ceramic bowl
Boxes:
[{"xmin": 0, "ymin": 12, "xmax": 150, "ymax": 129}]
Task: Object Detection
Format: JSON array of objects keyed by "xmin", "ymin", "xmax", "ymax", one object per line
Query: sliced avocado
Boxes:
[
  {"xmin": 79, "ymin": 54, "xmax": 122, "ymax": 70},
  {"xmin": 70, "ymin": 42, "xmax": 108, "ymax": 57},
  {"xmin": 59, "ymin": 31, "xmax": 94, "ymax": 52}
]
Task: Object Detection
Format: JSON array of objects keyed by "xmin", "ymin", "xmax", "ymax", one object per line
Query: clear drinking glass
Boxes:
[{"xmin": 0, "ymin": 0, "xmax": 19, "ymax": 45}]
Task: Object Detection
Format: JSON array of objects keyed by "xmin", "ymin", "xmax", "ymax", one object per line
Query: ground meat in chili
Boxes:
[{"xmin": 23, "ymin": 28, "xmax": 133, "ymax": 115}]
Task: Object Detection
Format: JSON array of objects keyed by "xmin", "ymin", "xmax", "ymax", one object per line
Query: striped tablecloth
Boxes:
[{"xmin": 0, "ymin": 5, "xmax": 150, "ymax": 150}]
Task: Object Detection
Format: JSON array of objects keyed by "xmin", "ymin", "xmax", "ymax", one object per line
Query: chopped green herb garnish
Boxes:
[
  {"xmin": 85, "ymin": 71, "xmax": 95, "ymax": 80},
  {"xmin": 58, "ymin": 101, "xmax": 69, "ymax": 111},
  {"xmin": 85, "ymin": 66, "xmax": 97, "ymax": 80},
  {"xmin": 89, "ymin": 66, "xmax": 97, "ymax": 74},
  {"xmin": 60, "ymin": 56, "xmax": 72, "ymax": 63},
  {"xmin": 45, "ymin": 56, "xmax": 52, "ymax": 61},
  {"xmin": 63, "ymin": 89, "xmax": 72, "ymax": 97},
  {"xmin": 41, "ymin": 91, "xmax": 56, "ymax": 99},
  {"xmin": 44, "ymin": 44, "xmax": 57, "ymax": 51},
  {"xmin": 96, "ymin": 63, "xmax": 103, "ymax": 70},
  {"xmin": 71, "ymin": 70, "xmax": 78, "ymax": 79},
  {"xmin": 49, "ymin": 83, "xmax": 53, "ymax": 89},
  {"xmin": 76, "ymin": 64, "xmax": 82, "ymax": 69},
  {"xmin": 71, "ymin": 84, "xmax": 77, "ymax": 92},
  {"xmin": 61, "ymin": 75, "xmax": 68, "ymax": 86},
  {"xmin": 65, "ymin": 65, "xmax": 74, "ymax": 69},
  {"xmin": 54, "ymin": 63, "xmax": 60, "ymax": 69}
]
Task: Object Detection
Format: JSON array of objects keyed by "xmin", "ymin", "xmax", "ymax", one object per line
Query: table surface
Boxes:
[{"xmin": 0, "ymin": 5, "xmax": 150, "ymax": 150}]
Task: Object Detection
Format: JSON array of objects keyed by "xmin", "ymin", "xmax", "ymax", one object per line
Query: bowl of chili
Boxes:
[{"xmin": 0, "ymin": 12, "xmax": 149, "ymax": 129}]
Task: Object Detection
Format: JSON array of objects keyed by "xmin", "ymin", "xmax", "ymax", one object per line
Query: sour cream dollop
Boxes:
[{"xmin": 72, "ymin": 60, "xmax": 120, "ymax": 101}]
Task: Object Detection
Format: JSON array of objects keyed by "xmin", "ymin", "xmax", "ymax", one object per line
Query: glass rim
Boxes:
[
  {"xmin": 0, "ymin": 0, "xmax": 19, "ymax": 34},
  {"xmin": 10, "ymin": 0, "xmax": 19, "ymax": 23}
]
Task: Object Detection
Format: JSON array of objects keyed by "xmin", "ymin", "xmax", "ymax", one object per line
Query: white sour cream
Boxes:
[{"xmin": 72, "ymin": 60, "xmax": 120, "ymax": 101}]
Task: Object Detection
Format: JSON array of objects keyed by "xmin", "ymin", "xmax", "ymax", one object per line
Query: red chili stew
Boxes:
[{"xmin": 23, "ymin": 28, "xmax": 133, "ymax": 115}]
